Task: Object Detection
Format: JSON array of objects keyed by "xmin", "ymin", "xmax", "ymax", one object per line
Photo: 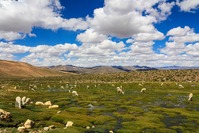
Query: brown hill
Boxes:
[
  {"xmin": 49, "ymin": 65, "xmax": 157, "ymax": 74},
  {"xmin": 0, "ymin": 60, "xmax": 68, "ymax": 78},
  {"xmin": 49, "ymin": 65, "xmax": 126, "ymax": 74}
]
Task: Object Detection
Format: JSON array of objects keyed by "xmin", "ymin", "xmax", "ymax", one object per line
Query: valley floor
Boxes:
[{"xmin": 0, "ymin": 77, "xmax": 199, "ymax": 133}]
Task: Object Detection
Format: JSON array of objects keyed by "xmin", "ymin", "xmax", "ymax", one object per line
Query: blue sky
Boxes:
[{"xmin": 1, "ymin": 0, "xmax": 199, "ymax": 67}]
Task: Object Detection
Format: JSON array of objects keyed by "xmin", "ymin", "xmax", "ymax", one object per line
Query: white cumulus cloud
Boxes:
[
  {"xmin": 167, "ymin": 26, "xmax": 192, "ymax": 36},
  {"xmin": 177, "ymin": 0, "xmax": 199, "ymax": 12},
  {"xmin": 76, "ymin": 28, "xmax": 107, "ymax": 43},
  {"xmin": 167, "ymin": 26, "xmax": 199, "ymax": 43},
  {"xmin": 87, "ymin": 0, "xmax": 173, "ymax": 39},
  {"xmin": 134, "ymin": 31, "xmax": 165, "ymax": 42},
  {"xmin": 0, "ymin": 0, "xmax": 88, "ymax": 41},
  {"xmin": 161, "ymin": 26, "xmax": 199, "ymax": 62}
]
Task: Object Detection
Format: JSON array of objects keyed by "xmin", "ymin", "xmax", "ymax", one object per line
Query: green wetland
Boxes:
[{"xmin": 0, "ymin": 70, "xmax": 199, "ymax": 133}]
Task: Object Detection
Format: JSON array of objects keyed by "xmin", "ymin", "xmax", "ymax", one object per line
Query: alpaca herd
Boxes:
[{"xmin": 0, "ymin": 81, "xmax": 196, "ymax": 132}]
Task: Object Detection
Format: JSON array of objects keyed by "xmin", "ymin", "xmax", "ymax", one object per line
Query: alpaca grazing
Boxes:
[{"xmin": 117, "ymin": 86, "xmax": 124, "ymax": 94}]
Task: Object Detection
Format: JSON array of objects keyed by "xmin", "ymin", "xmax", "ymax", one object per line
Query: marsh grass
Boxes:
[{"xmin": 0, "ymin": 77, "xmax": 199, "ymax": 132}]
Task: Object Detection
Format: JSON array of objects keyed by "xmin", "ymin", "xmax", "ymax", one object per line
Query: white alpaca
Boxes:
[
  {"xmin": 15, "ymin": 96, "xmax": 22, "ymax": 109},
  {"xmin": 24, "ymin": 98, "xmax": 31, "ymax": 105},
  {"xmin": 138, "ymin": 83, "xmax": 143, "ymax": 86},
  {"xmin": 179, "ymin": 84, "xmax": 184, "ymax": 88},
  {"xmin": 188, "ymin": 93, "xmax": 193, "ymax": 101},
  {"xmin": 88, "ymin": 103, "xmax": 94, "ymax": 111},
  {"xmin": 72, "ymin": 91, "xmax": 78, "ymax": 96},
  {"xmin": 16, "ymin": 96, "xmax": 31, "ymax": 108},
  {"xmin": 117, "ymin": 86, "xmax": 124, "ymax": 94},
  {"xmin": 140, "ymin": 88, "xmax": 146, "ymax": 93},
  {"xmin": 44, "ymin": 101, "xmax": 52, "ymax": 106},
  {"xmin": 24, "ymin": 119, "xmax": 34, "ymax": 129},
  {"xmin": 35, "ymin": 101, "xmax": 44, "ymax": 105},
  {"xmin": 21, "ymin": 96, "xmax": 26, "ymax": 106},
  {"xmin": 65, "ymin": 121, "xmax": 73, "ymax": 128},
  {"xmin": 49, "ymin": 105, "xmax": 59, "ymax": 109},
  {"xmin": 178, "ymin": 84, "xmax": 184, "ymax": 88}
]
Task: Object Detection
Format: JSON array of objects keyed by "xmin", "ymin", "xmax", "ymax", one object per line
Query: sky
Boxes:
[{"xmin": 1, "ymin": 0, "xmax": 199, "ymax": 67}]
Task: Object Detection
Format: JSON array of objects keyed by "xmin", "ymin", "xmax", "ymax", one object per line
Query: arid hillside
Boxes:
[{"xmin": 0, "ymin": 60, "xmax": 67, "ymax": 78}]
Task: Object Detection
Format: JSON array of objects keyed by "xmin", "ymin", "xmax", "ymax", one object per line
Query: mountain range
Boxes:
[
  {"xmin": 158, "ymin": 65, "xmax": 199, "ymax": 70},
  {"xmin": 49, "ymin": 65, "xmax": 199, "ymax": 73},
  {"xmin": 0, "ymin": 59, "xmax": 198, "ymax": 78},
  {"xmin": 49, "ymin": 65, "xmax": 157, "ymax": 74}
]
